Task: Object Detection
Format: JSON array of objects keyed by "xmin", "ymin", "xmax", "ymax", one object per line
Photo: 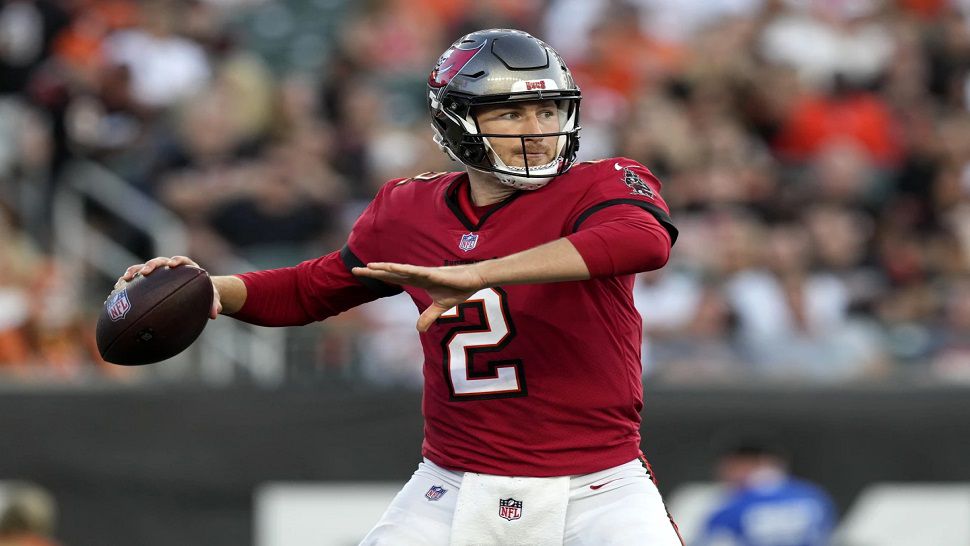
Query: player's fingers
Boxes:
[
  {"xmin": 370, "ymin": 263, "xmax": 472, "ymax": 291},
  {"xmin": 351, "ymin": 267, "xmax": 409, "ymax": 284},
  {"xmin": 367, "ymin": 262, "xmax": 428, "ymax": 277},
  {"xmin": 139, "ymin": 257, "xmax": 174, "ymax": 276},
  {"xmin": 417, "ymin": 303, "xmax": 448, "ymax": 332},
  {"xmin": 122, "ymin": 264, "xmax": 146, "ymax": 282},
  {"xmin": 167, "ymin": 255, "xmax": 198, "ymax": 268},
  {"xmin": 351, "ymin": 266, "xmax": 380, "ymax": 279},
  {"xmin": 375, "ymin": 264, "xmax": 442, "ymax": 287}
]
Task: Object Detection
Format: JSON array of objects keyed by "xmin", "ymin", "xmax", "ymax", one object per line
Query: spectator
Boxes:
[
  {"xmin": 636, "ymin": 272, "xmax": 747, "ymax": 383},
  {"xmin": 724, "ymin": 221, "xmax": 886, "ymax": 381},
  {"xmin": 759, "ymin": 0, "xmax": 894, "ymax": 90},
  {"xmin": 102, "ymin": 0, "xmax": 210, "ymax": 110},
  {"xmin": 0, "ymin": 0, "xmax": 70, "ymax": 95},
  {"xmin": 695, "ymin": 433, "xmax": 837, "ymax": 546}
]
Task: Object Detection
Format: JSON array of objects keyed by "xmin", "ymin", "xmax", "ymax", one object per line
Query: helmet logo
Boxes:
[
  {"xmin": 429, "ymin": 41, "xmax": 486, "ymax": 89},
  {"xmin": 510, "ymin": 78, "xmax": 558, "ymax": 92}
]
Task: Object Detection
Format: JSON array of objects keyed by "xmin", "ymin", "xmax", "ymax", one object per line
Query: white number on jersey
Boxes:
[{"xmin": 439, "ymin": 288, "xmax": 525, "ymax": 400}]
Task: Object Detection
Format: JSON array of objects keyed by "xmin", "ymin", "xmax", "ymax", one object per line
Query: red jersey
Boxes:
[{"xmin": 343, "ymin": 158, "xmax": 676, "ymax": 476}]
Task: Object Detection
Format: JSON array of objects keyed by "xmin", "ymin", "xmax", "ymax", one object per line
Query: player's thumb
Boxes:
[{"xmin": 210, "ymin": 289, "xmax": 223, "ymax": 320}]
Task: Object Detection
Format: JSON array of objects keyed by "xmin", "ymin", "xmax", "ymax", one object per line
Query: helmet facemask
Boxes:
[{"xmin": 444, "ymin": 97, "xmax": 579, "ymax": 190}]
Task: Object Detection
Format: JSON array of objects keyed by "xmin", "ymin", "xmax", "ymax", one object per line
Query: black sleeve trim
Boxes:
[
  {"xmin": 340, "ymin": 245, "xmax": 403, "ymax": 297},
  {"xmin": 572, "ymin": 199, "xmax": 678, "ymax": 245}
]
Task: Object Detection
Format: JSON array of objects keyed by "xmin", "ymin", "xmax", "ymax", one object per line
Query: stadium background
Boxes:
[{"xmin": 2, "ymin": 0, "xmax": 970, "ymax": 544}]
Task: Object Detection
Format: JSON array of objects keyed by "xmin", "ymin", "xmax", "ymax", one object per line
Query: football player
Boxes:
[{"xmin": 121, "ymin": 29, "xmax": 682, "ymax": 545}]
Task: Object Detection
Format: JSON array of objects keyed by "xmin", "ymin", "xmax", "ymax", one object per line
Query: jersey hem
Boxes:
[{"xmin": 422, "ymin": 444, "xmax": 642, "ymax": 477}]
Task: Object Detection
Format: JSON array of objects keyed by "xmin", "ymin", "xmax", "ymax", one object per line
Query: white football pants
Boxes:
[{"xmin": 359, "ymin": 457, "xmax": 684, "ymax": 546}]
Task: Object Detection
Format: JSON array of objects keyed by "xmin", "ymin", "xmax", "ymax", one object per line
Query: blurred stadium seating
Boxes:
[
  {"xmin": 834, "ymin": 483, "xmax": 970, "ymax": 545},
  {"xmin": 4, "ymin": 0, "xmax": 970, "ymax": 387},
  {"xmin": 3, "ymin": 0, "xmax": 970, "ymax": 544}
]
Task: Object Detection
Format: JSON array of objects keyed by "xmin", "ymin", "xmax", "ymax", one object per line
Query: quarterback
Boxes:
[{"xmin": 120, "ymin": 29, "xmax": 682, "ymax": 545}]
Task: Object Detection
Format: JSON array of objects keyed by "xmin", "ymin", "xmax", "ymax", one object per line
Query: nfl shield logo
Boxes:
[
  {"xmin": 106, "ymin": 289, "xmax": 132, "ymax": 322},
  {"xmin": 425, "ymin": 485, "xmax": 447, "ymax": 501},
  {"xmin": 458, "ymin": 233, "xmax": 479, "ymax": 252},
  {"xmin": 498, "ymin": 497, "xmax": 523, "ymax": 521}
]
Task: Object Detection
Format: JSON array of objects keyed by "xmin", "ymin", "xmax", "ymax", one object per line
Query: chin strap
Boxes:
[
  {"xmin": 494, "ymin": 172, "xmax": 553, "ymax": 190},
  {"xmin": 489, "ymin": 153, "xmax": 563, "ymax": 190},
  {"xmin": 469, "ymin": 165, "xmax": 554, "ymax": 191}
]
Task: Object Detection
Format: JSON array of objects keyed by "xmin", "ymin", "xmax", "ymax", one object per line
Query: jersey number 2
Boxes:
[{"xmin": 438, "ymin": 288, "xmax": 526, "ymax": 400}]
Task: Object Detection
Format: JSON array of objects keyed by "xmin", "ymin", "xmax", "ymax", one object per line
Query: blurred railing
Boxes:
[{"xmin": 52, "ymin": 160, "xmax": 285, "ymax": 386}]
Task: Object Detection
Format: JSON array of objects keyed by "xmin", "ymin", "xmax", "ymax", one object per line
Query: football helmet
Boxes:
[{"xmin": 428, "ymin": 29, "xmax": 581, "ymax": 190}]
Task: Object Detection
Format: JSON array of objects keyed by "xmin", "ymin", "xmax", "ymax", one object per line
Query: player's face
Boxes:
[{"xmin": 474, "ymin": 100, "xmax": 561, "ymax": 169}]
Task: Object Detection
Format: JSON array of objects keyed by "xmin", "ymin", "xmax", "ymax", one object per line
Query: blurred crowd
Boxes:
[{"xmin": 3, "ymin": 0, "xmax": 970, "ymax": 386}]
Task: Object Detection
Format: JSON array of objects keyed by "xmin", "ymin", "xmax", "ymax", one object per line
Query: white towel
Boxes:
[{"xmin": 450, "ymin": 472, "xmax": 569, "ymax": 546}]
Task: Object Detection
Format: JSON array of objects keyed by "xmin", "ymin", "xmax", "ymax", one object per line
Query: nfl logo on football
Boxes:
[
  {"xmin": 107, "ymin": 289, "xmax": 132, "ymax": 322},
  {"xmin": 498, "ymin": 497, "xmax": 522, "ymax": 521},
  {"xmin": 458, "ymin": 233, "xmax": 479, "ymax": 252},
  {"xmin": 425, "ymin": 485, "xmax": 447, "ymax": 501}
]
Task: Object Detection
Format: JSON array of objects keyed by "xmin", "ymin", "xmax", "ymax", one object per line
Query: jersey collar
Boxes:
[{"xmin": 445, "ymin": 174, "xmax": 522, "ymax": 231}]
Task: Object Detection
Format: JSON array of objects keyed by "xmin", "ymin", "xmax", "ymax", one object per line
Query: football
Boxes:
[{"xmin": 96, "ymin": 265, "xmax": 213, "ymax": 366}]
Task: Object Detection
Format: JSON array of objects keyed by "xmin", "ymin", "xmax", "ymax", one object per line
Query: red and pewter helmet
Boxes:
[{"xmin": 427, "ymin": 29, "xmax": 582, "ymax": 190}]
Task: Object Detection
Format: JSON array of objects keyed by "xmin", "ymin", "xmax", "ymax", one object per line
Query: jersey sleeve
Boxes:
[
  {"xmin": 567, "ymin": 158, "xmax": 678, "ymax": 244},
  {"xmin": 232, "ymin": 250, "xmax": 386, "ymax": 326},
  {"xmin": 566, "ymin": 205, "xmax": 671, "ymax": 277}
]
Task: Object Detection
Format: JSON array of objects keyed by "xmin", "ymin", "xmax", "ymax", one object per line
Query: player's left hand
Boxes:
[{"xmin": 352, "ymin": 262, "xmax": 487, "ymax": 332}]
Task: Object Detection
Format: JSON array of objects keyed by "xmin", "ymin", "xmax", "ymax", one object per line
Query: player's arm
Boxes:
[
  {"xmin": 212, "ymin": 275, "xmax": 246, "ymax": 315},
  {"xmin": 482, "ymin": 237, "xmax": 589, "ymax": 283},
  {"xmin": 474, "ymin": 205, "xmax": 672, "ymax": 285},
  {"xmin": 353, "ymin": 206, "xmax": 671, "ymax": 331},
  {"xmin": 118, "ymin": 180, "xmax": 401, "ymax": 325},
  {"xmin": 350, "ymin": 241, "xmax": 585, "ymax": 332},
  {"xmin": 118, "ymin": 251, "xmax": 388, "ymax": 326},
  {"xmin": 228, "ymin": 247, "xmax": 394, "ymax": 326}
]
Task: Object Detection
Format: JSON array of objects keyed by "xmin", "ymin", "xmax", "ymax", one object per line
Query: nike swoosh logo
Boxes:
[
  {"xmin": 589, "ymin": 478, "xmax": 621, "ymax": 490},
  {"xmin": 614, "ymin": 162, "xmax": 623, "ymax": 171}
]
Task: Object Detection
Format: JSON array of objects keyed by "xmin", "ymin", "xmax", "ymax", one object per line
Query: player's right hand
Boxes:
[{"xmin": 116, "ymin": 256, "xmax": 223, "ymax": 319}]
